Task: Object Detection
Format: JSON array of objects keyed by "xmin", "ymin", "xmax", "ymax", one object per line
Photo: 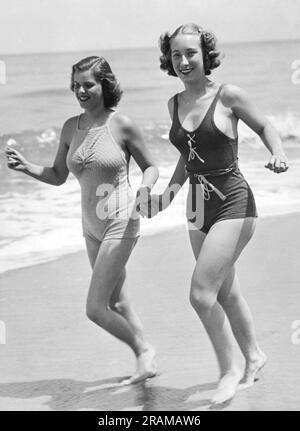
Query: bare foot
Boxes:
[
  {"xmin": 121, "ymin": 345, "xmax": 157, "ymax": 386},
  {"xmin": 239, "ymin": 351, "xmax": 267, "ymax": 390},
  {"xmin": 210, "ymin": 368, "xmax": 242, "ymax": 405}
]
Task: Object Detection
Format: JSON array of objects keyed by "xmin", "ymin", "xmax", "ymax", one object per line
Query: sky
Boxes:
[{"xmin": 0, "ymin": 0, "xmax": 300, "ymax": 55}]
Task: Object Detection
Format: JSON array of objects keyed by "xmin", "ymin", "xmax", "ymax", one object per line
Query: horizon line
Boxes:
[{"xmin": 1, "ymin": 37, "xmax": 299, "ymax": 58}]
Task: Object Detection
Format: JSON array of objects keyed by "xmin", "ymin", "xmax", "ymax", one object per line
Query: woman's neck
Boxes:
[
  {"xmin": 84, "ymin": 105, "xmax": 108, "ymax": 121},
  {"xmin": 81, "ymin": 106, "xmax": 112, "ymax": 129},
  {"xmin": 183, "ymin": 78, "xmax": 215, "ymax": 101}
]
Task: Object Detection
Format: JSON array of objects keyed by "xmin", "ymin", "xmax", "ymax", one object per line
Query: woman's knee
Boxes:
[
  {"xmin": 86, "ymin": 302, "xmax": 109, "ymax": 326},
  {"xmin": 110, "ymin": 299, "xmax": 129, "ymax": 314},
  {"xmin": 109, "ymin": 299, "xmax": 122, "ymax": 313},
  {"xmin": 189, "ymin": 278, "xmax": 218, "ymax": 313},
  {"xmin": 218, "ymin": 290, "xmax": 241, "ymax": 310}
]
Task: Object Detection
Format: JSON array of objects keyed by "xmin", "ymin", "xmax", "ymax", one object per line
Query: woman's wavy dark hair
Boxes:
[
  {"xmin": 159, "ymin": 23, "xmax": 222, "ymax": 76},
  {"xmin": 70, "ymin": 56, "xmax": 122, "ymax": 108}
]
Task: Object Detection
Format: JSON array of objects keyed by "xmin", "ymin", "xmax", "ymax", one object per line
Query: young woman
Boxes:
[
  {"xmin": 6, "ymin": 56, "xmax": 159, "ymax": 385},
  {"xmin": 140, "ymin": 23, "xmax": 288, "ymax": 404}
]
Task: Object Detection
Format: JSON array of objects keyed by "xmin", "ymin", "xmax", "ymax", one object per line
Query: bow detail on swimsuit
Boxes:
[
  {"xmin": 187, "ymin": 134, "xmax": 205, "ymax": 164},
  {"xmin": 194, "ymin": 174, "xmax": 227, "ymax": 201},
  {"xmin": 72, "ymin": 131, "xmax": 105, "ymax": 172},
  {"xmin": 73, "ymin": 150, "xmax": 95, "ymax": 170}
]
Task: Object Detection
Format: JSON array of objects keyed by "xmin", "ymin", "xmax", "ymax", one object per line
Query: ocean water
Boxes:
[{"xmin": 0, "ymin": 41, "xmax": 300, "ymax": 273}]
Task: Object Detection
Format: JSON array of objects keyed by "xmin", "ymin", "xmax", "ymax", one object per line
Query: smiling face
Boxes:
[
  {"xmin": 73, "ymin": 69, "xmax": 103, "ymax": 109},
  {"xmin": 170, "ymin": 34, "xmax": 204, "ymax": 83}
]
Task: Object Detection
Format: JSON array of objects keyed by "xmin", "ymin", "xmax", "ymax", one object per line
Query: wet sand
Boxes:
[{"xmin": 0, "ymin": 213, "xmax": 300, "ymax": 411}]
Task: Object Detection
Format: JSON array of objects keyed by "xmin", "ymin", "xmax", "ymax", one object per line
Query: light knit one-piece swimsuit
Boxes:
[{"xmin": 66, "ymin": 111, "xmax": 140, "ymax": 242}]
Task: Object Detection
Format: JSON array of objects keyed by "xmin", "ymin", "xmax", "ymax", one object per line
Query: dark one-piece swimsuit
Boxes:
[{"xmin": 169, "ymin": 84, "xmax": 257, "ymax": 233}]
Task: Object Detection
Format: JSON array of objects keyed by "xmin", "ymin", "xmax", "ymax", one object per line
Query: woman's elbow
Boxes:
[
  {"xmin": 150, "ymin": 165, "xmax": 159, "ymax": 180},
  {"xmin": 144, "ymin": 163, "xmax": 158, "ymax": 173},
  {"xmin": 52, "ymin": 173, "xmax": 67, "ymax": 186},
  {"xmin": 52, "ymin": 167, "xmax": 68, "ymax": 185},
  {"xmin": 153, "ymin": 164, "xmax": 159, "ymax": 174},
  {"xmin": 55, "ymin": 178, "xmax": 66, "ymax": 186}
]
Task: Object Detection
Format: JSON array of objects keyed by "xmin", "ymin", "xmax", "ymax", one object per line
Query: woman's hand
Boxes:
[
  {"xmin": 5, "ymin": 147, "xmax": 29, "ymax": 172},
  {"xmin": 138, "ymin": 193, "xmax": 161, "ymax": 218},
  {"xmin": 136, "ymin": 186, "xmax": 152, "ymax": 218},
  {"xmin": 265, "ymin": 153, "xmax": 289, "ymax": 174}
]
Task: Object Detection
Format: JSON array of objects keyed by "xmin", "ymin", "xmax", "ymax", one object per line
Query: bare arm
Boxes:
[
  {"xmin": 160, "ymin": 154, "xmax": 188, "ymax": 208},
  {"xmin": 6, "ymin": 117, "xmax": 76, "ymax": 185},
  {"xmin": 159, "ymin": 97, "xmax": 188, "ymax": 208},
  {"xmin": 222, "ymin": 85, "xmax": 288, "ymax": 173},
  {"xmin": 116, "ymin": 114, "xmax": 159, "ymax": 191}
]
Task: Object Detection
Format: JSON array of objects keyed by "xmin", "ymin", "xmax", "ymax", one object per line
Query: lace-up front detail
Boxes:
[{"xmin": 187, "ymin": 133, "xmax": 205, "ymax": 163}]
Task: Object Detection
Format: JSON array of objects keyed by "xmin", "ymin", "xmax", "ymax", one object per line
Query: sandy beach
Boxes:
[{"xmin": 0, "ymin": 213, "xmax": 300, "ymax": 411}]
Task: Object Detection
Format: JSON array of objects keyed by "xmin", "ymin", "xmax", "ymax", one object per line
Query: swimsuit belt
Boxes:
[
  {"xmin": 185, "ymin": 160, "xmax": 238, "ymax": 178},
  {"xmin": 193, "ymin": 175, "xmax": 227, "ymax": 201},
  {"xmin": 185, "ymin": 160, "xmax": 238, "ymax": 201}
]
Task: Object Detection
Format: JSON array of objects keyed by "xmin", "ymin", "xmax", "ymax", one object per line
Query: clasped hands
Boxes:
[{"xmin": 135, "ymin": 187, "xmax": 161, "ymax": 219}]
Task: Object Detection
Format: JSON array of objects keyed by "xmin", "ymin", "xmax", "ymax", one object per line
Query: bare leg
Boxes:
[
  {"xmin": 189, "ymin": 229, "xmax": 234, "ymax": 371},
  {"xmin": 110, "ymin": 269, "xmax": 145, "ymax": 343},
  {"xmin": 85, "ymin": 237, "xmax": 145, "ymax": 342},
  {"xmin": 218, "ymin": 267, "xmax": 266, "ymax": 389},
  {"xmin": 188, "ymin": 218, "xmax": 257, "ymax": 404},
  {"xmin": 110, "ymin": 270, "xmax": 157, "ymax": 385},
  {"xmin": 85, "ymin": 236, "xmax": 157, "ymax": 383}
]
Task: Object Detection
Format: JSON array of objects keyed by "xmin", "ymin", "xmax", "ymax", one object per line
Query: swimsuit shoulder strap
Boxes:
[
  {"xmin": 76, "ymin": 114, "xmax": 82, "ymax": 130},
  {"xmin": 171, "ymin": 94, "xmax": 181, "ymax": 127},
  {"xmin": 107, "ymin": 110, "xmax": 117, "ymax": 126},
  {"xmin": 105, "ymin": 110, "xmax": 128, "ymax": 165},
  {"xmin": 206, "ymin": 84, "xmax": 225, "ymax": 119}
]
